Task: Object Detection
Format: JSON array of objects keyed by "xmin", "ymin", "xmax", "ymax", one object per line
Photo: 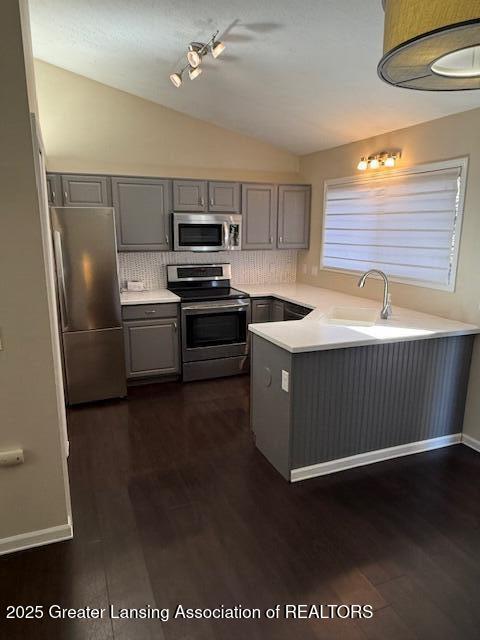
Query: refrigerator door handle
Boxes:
[{"xmin": 53, "ymin": 230, "xmax": 70, "ymax": 331}]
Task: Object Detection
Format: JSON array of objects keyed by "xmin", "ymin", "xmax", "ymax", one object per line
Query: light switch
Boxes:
[{"xmin": 281, "ymin": 370, "xmax": 289, "ymax": 392}]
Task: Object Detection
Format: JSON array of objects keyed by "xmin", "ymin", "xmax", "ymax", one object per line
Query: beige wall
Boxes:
[
  {"xmin": 34, "ymin": 60, "xmax": 300, "ymax": 182},
  {"xmin": 298, "ymin": 108, "xmax": 480, "ymax": 441},
  {"xmin": 0, "ymin": 1, "xmax": 71, "ymax": 546}
]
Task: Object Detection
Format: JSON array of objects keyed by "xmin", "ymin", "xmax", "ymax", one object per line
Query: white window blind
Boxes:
[{"xmin": 321, "ymin": 159, "xmax": 467, "ymax": 291}]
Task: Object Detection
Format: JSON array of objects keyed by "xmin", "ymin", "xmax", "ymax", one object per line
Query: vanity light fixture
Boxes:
[
  {"xmin": 170, "ymin": 30, "xmax": 226, "ymax": 88},
  {"xmin": 357, "ymin": 157, "xmax": 368, "ymax": 171},
  {"xmin": 379, "ymin": 0, "xmax": 480, "ymax": 90},
  {"xmin": 357, "ymin": 152, "xmax": 400, "ymax": 171}
]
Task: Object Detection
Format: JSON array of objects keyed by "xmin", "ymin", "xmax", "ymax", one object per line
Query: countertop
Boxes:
[
  {"xmin": 234, "ymin": 283, "xmax": 479, "ymax": 353},
  {"xmin": 120, "ymin": 288, "xmax": 180, "ymax": 305}
]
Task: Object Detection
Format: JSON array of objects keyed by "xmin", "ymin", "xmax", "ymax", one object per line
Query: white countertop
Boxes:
[
  {"xmin": 234, "ymin": 283, "xmax": 479, "ymax": 353},
  {"xmin": 120, "ymin": 288, "xmax": 180, "ymax": 305}
]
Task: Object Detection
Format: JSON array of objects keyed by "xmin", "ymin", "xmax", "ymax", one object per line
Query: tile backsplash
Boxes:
[{"xmin": 118, "ymin": 250, "xmax": 297, "ymax": 290}]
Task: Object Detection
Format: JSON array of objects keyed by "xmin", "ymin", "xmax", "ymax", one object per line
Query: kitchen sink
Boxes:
[{"xmin": 326, "ymin": 306, "xmax": 378, "ymax": 326}]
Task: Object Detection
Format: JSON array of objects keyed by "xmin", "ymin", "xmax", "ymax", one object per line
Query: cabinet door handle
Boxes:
[
  {"xmin": 165, "ymin": 233, "xmax": 169, "ymax": 245},
  {"xmin": 144, "ymin": 310, "xmax": 157, "ymax": 315},
  {"xmin": 173, "ymin": 321, "xmax": 177, "ymax": 332},
  {"xmin": 200, "ymin": 197, "xmax": 205, "ymax": 207},
  {"xmin": 51, "ymin": 190, "xmax": 56, "ymax": 202},
  {"xmin": 210, "ymin": 198, "xmax": 214, "ymax": 207},
  {"xmin": 279, "ymin": 236, "xmax": 283, "ymax": 243},
  {"xmin": 64, "ymin": 191, "xmax": 68, "ymax": 201}
]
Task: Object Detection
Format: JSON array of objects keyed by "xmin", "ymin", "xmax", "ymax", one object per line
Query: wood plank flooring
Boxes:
[{"xmin": 1, "ymin": 375, "xmax": 480, "ymax": 639}]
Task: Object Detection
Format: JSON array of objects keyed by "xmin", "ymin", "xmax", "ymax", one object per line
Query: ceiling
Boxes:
[{"xmin": 29, "ymin": 0, "xmax": 480, "ymax": 155}]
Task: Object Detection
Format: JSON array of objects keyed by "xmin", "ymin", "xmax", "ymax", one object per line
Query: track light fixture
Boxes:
[
  {"xmin": 357, "ymin": 152, "xmax": 401, "ymax": 171},
  {"xmin": 170, "ymin": 30, "xmax": 226, "ymax": 88}
]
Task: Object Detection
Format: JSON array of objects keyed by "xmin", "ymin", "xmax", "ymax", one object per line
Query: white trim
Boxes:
[
  {"xmin": 462, "ymin": 433, "xmax": 480, "ymax": 453},
  {"xmin": 290, "ymin": 433, "xmax": 461, "ymax": 482},
  {"xmin": 0, "ymin": 519, "xmax": 73, "ymax": 556},
  {"xmin": 320, "ymin": 156, "xmax": 469, "ymax": 293}
]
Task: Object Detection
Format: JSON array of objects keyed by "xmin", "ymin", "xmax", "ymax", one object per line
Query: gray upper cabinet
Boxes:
[
  {"xmin": 173, "ymin": 180, "xmax": 207, "ymax": 212},
  {"xmin": 46, "ymin": 173, "xmax": 62, "ymax": 206},
  {"xmin": 277, "ymin": 185, "xmax": 311, "ymax": 249},
  {"xmin": 208, "ymin": 181, "xmax": 240, "ymax": 213},
  {"xmin": 242, "ymin": 184, "xmax": 278, "ymax": 250},
  {"xmin": 124, "ymin": 318, "xmax": 179, "ymax": 379},
  {"xmin": 61, "ymin": 174, "xmax": 111, "ymax": 207},
  {"xmin": 112, "ymin": 177, "xmax": 172, "ymax": 251}
]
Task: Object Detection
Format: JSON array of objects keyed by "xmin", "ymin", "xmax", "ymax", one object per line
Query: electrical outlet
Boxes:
[{"xmin": 281, "ymin": 370, "xmax": 289, "ymax": 392}]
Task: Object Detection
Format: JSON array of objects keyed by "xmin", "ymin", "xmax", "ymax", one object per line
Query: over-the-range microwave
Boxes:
[{"xmin": 172, "ymin": 212, "xmax": 242, "ymax": 252}]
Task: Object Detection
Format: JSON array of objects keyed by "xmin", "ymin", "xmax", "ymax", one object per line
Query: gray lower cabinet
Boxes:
[
  {"xmin": 277, "ymin": 185, "xmax": 311, "ymax": 249},
  {"xmin": 251, "ymin": 298, "xmax": 272, "ymax": 323},
  {"xmin": 251, "ymin": 334, "xmax": 474, "ymax": 481},
  {"xmin": 272, "ymin": 299, "xmax": 285, "ymax": 321},
  {"xmin": 242, "ymin": 184, "xmax": 278, "ymax": 250},
  {"xmin": 61, "ymin": 174, "xmax": 111, "ymax": 206},
  {"xmin": 46, "ymin": 173, "xmax": 62, "ymax": 206},
  {"xmin": 112, "ymin": 177, "xmax": 172, "ymax": 251},
  {"xmin": 124, "ymin": 317, "xmax": 180, "ymax": 379},
  {"xmin": 173, "ymin": 179, "xmax": 207, "ymax": 212},
  {"xmin": 208, "ymin": 181, "xmax": 240, "ymax": 212}
]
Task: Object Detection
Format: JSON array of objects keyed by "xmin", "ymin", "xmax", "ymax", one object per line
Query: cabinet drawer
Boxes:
[{"xmin": 122, "ymin": 303, "xmax": 178, "ymax": 321}]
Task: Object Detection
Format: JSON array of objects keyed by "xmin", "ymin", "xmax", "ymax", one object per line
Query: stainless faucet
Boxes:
[{"xmin": 357, "ymin": 269, "xmax": 392, "ymax": 320}]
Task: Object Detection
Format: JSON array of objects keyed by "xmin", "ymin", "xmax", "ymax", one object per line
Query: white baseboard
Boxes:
[
  {"xmin": 290, "ymin": 433, "xmax": 462, "ymax": 482},
  {"xmin": 462, "ymin": 433, "xmax": 480, "ymax": 453},
  {"xmin": 0, "ymin": 519, "xmax": 73, "ymax": 556}
]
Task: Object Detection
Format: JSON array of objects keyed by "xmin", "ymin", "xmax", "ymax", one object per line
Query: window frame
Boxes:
[{"xmin": 320, "ymin": 157, "xmax": 469, "ymax": 292}]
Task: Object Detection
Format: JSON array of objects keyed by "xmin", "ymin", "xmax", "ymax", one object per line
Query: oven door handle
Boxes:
[{"xmin": 182, "ymin": 301, "xmax": 250, "ymax": 311}]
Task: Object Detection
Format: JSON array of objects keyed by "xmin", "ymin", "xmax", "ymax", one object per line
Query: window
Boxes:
[{"xmin": 321, "ymin": 158, "xmax": 468, "ymax": 291}]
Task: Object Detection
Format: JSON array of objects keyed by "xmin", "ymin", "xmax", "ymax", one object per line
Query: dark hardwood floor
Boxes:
[{"xmin": 1, "ymin": 375, "xmax": 480, "ymax": 639}]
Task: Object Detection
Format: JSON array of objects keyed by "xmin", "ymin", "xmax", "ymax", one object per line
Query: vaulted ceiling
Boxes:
[{"xmin": 29, "ymin": 0, "xmax": 480, "ymax": 154}]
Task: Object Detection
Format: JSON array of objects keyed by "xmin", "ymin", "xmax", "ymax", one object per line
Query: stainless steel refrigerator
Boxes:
[{"xmin": 50, "ymin": 207, "xmax": 127, "ymax": 405}]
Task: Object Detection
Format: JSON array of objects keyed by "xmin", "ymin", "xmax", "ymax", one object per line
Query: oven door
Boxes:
[
  {"xmin": 173, "ymin": 213, "xmax": 228, "ymax": 252},
  {"xmin": 181, "ymin": 299, "xmax": 251, "ymax": 362}
]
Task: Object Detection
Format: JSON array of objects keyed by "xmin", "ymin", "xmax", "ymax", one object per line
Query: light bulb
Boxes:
[
  {"xmin": 169, "ymin": 72, "xmax": 182, "ymax": 88},
  {"xmin": 211, "ymin": 40, "xmax": 226, "ymax": 58},
  {"xmin": 357, "ymin": 157, "xmax": 368, "ymax": 171},
  {"xmin": 187, "ymin": 47, "xmax": 202, "ymax": 68},
  {"xmin": 384, "ymin": 155, "xmax": 396, "ymax": 168},
  {"xmin": 189, "ymin": 66, "xmax": 203, "ymax": 80},
  {"xmin": 369, "ymin": 157, "xmax": 380, "ymax": 169}
]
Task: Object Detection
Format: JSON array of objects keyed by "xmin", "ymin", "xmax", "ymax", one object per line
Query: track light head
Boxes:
[
  {"xmin": 187, "ymin": 44, "xmax": 203, "ymax": 68},
  {"xmin": 188, "ymin": 66, "xmax": 203, "ymax": 80},
  {"xmin": 211, "ymin": 40, "xmax": 225, "ymax": 58},
  {"xmin": 169, "ymin": 72, "xmax": 183, "ymax": 88}
]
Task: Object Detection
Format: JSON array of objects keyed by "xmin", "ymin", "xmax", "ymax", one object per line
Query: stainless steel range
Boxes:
[{"xmin": 167, "ymin": 264, "xmax": 251, "ymax": 382}]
